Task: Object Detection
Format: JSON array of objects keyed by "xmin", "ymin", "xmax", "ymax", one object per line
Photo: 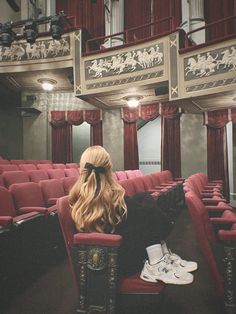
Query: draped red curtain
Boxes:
[
  {"xmin": 50, "ymin": 110, "xmax": 102, "ymax": 162},
  {"xmin": 205, "ymin": 110, "xmax": 229, "ymax": 200},
  {"xmin": 204, "ymin": 0, "xmax": 236, "ymax": 40},
  {"xmin": 51, "ymin": 124, "xmax": 72, "ymax": 163},
  {"xmin": 161, "ymin": 103, "xmax": 181, "ymax": 177}
]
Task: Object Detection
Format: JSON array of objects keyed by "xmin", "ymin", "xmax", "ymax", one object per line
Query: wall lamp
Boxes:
[
  {"xmin": 124, "ymin": 96, "xmax": 143, "ymax": 108},
  {"xmin": 0, "ymin": 11, "xmax": 70, "ymax": 47}
]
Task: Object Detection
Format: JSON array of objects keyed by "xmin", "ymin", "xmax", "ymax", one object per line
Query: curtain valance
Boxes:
[
  {"xmin": 204, "ymin": 109, "xmax": 229, "ymax": 129},
  {"xmin": 50, "ymin": 110, "xmax": 102, "ymax": 126}
]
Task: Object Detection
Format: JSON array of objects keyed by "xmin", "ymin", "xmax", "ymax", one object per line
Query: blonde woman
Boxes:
[{"xmin": 69, "ymin": 146, "xmax": 197, "ymax": 285}]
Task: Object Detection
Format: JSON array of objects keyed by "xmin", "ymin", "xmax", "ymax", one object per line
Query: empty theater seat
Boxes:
[
  {"xmin": 2, "ymin": 171, "xmax": 30, "ymax": 188},
  {"xmin": 65, "ymin": 163, "xmax": 78, "ymax": 168},
  {"xmin": 60, "ymin": 176, "xmax": 77, "ymax": 195},
  {"xmin": 0, "ymin": 160, "xmax": 10, "ymax": 164},
  {"xmin": 119, "ymin": 179, "xmax": 136, "ymax": 197},
  {"xmin": 64, "ymin": 168, "xmax": 79, "ymax": 177},
  {"xmin": 39, "ymin": 179, "xmax": 65, "ymax": 206},
  {"xmin": 19, "ymin": 163, "xmax": 37, "ymax": 171},
  {"xmin": 115, "ymin": 171, "xmax": 128, "ymax": 181},
  {"xmin": 9, "ymin": 182, "xmax": 54, "ymax": 214},
  {"xmin": 47, "ymin": 169, "xmax": 66, "ymax": 180},
  {"xmin": 37, "ymin": 163, "xmax": 53, "ymax": 170},
  {"xmin": 27, "ymin": 169, "xmax": 49, "ymax": 183},
  {"xmin": 57, "ymin": 196, "xmax": 165, "ymax": 314},
  {"xmin": 53, "ymin": 163, "xmax": 66, "ymax": 169},
  {"xmin": 0, "ymin": 164, "xmax": 19, "ymax": 173},
  {"xmin": 10, "ymin": 159, "xmax": 26, "ymax": 165}
]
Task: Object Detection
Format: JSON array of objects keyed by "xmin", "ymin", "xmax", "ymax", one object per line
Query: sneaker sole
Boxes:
[{"xmin": 140, "ymin": 271, "xmax": 193, "ymax": 285}]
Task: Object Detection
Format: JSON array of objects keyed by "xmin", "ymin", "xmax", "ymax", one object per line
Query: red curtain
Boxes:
[
  {"xmin": 67, "ymin": 110, "xmax": 84, "ymax": 125},
  {"xmin": 52, "ymin": 124, "xmax": 72, "ymax": 163},
  {"xmin": 91, "ymin": 121, "xmax": 103, "ymax": 146},
  {"xmin": 123, "ymin": 122, "xmax": 139, "ymax": 170},
  {"xmin": 204, "ymin": 0, "xmax": 235, "ymax": 40},
  {"xmin": 205, "ymin": 110, "xmax": 229, "ymax": 200},
  {"xmin": 140, "ymin": 104, "xmax": 159, "ymax": 121},
  {"xmin": 161, "ymin": 104, "xmax": 181, "ymax": 178}
]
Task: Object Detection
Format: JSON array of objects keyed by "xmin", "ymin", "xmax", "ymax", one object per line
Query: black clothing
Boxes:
[{"xmin": 115, "ymin": 192, "xmax": 174, "ymax": 277}]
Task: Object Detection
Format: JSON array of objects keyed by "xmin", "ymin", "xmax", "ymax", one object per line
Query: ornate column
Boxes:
[
  {"xmin": 104, "ymin": 0, "xmax": 124, "ymax": 48},
  {"xmin": 181, "ymin": 0, "xmax": 205, "ymax": 44}
]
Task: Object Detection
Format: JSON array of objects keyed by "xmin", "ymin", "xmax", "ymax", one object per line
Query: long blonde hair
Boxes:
[{"xmin": 69, "ymin": 146, "xmax": 127, "ymax": 233}]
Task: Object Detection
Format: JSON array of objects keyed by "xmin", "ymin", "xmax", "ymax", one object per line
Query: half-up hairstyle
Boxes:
[{"xmin": 69, "ymin": 146, "xmax": 127, "ymax": 233}]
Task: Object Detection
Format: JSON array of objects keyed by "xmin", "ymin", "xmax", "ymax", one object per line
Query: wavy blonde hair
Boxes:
[{"xmin": 69, "ymin": 146, "xmax": 127, "ymax": 233}]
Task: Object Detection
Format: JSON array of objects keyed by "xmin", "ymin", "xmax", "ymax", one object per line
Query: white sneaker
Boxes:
[
  {"xmin": 165, "ymin": 250, "xmax": 198, "ymax": 272},
  {"xmin": 140, "ymin": 257, "xmax": 194, "ymax": 285}
]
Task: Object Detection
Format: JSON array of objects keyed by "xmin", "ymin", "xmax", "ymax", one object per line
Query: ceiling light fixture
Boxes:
[
  {"xmin": 124, "ymin": 96, "xmax": 143, "ymax": 108},
  {"xmin": 38, "ymin": 78, "xmax": 57, "ymax": 91}
]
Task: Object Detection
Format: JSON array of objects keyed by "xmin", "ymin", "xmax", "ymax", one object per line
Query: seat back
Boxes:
[
  {"xmin": 47, "ymin": 169, "xmax": 66, "ymax": 179},
  {"xmin": 65, "ymin": 163, "xmax": 78, "ymax": 169},
  {"xmin": 10, "ymin": 160, "xmax": 25, "ymax": 165},
  {"xmin": 0, "ymin": 160, "xmax": 10, "ymax": 164},
  {"xmin": 37, "ymin": 163, "xmax": 53, "ymax": 170},
  {"xmin": 0, "ymin": 164, "xmax": 19, "ymax": 174},
  {"xmin": 141, "ymin": 175, "xmax": 155, "ymax": 190},
  {"xmin": 119, "ymin": 179, "xmax": 136, "ymax": 196},
  {"xmin": 133, "ymin": 169, "xmax": 143, "ymax": 177},
  {"xmin": 10, "ymin": 182, "xmax": 45, "ymax": 209},
  {"xmin": 25, "ymin": 160, "xmax": 40, "ymax": 165},
  {"xmin": 27, "ymin": 169, "xmax": 49, "ymax": 183},
  {"xmin": 131, "ymin": 177, "xmax": 146, "ymax": 193},
  {"xmin": 0, "ymin": 186, "xmax": 16, "ymax": 217},
  {"xmin": 125, "ymin": 170, "xmax": 136, "ymax": 179},
  {"xmin": 19, "ymin": 163, "xmax": 37, "ymax": 171},
  {"xmin": 39, "ymin": 179, "xmax": 65, "ymax": 205},
  {"xmin": 53, "ymin": 163, "xmax": 66, "ymax": 169},
  {"xmin": 115, "ymin": 171, "xmax": 128, "ymax": 181},
  {"xmin": 64, "ymin": 168, "xmax": 79, "ymax": 177},
  {"xmin": 61, "ymin": 177, "xmax": 77, "ymax": 195},
  {"xmin": 185, "ymin": 191, "xmax": 224, "ymax": 297},
  {"xmin": 3, "ymin": 171, "xmax": 30, "ymax": 188}
]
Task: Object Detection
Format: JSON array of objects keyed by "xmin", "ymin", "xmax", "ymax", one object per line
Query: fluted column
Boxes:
[
  {"xmin": 181, "ymin": 0, "xmax": 205, "ymax": 44},
  {"xmin": 104, "ymin": 0, "xmax": 124, "ymax": 48}
]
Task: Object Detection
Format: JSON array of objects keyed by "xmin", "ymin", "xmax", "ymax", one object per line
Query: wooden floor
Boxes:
[{"xmin": 1, "ymin": 207, "xmax": 226, "ymax": 314}]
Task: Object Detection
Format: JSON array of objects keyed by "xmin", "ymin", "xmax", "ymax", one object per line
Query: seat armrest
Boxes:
[
  {"xmin": 202, "ymin": 198, "xmax": 227, "ymax": 204},
  {"xmin": 73, "ymin": 232, "xmax": 122, "ymax": 247},
  {"xmin": 19, "ymin": 207, "xmax": 48, "ymax": 214},
  {"xmin": 205, "ymin": 205, "xmax": 233, "ymax": 212},
  {"xmin": 0, "ymin": 216, "xmax": 13, "ymax": 227},
  {"xmin": 218, "ymin": 229, "xmax": 236, "ymax": 241},
  {"xmin": 47, "ymin": 198, "xmax": 58, "ymax": 205}
]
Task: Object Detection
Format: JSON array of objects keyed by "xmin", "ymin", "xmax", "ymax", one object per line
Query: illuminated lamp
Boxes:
[
  {"xmin": 38, "ymin": 78, "xmax": 57, "ymax": 91},
  {"xmin": 124, "ymin": 96, "xmax": 143, "ymax": 108}
]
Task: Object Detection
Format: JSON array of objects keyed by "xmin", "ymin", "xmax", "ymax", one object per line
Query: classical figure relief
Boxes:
[
  {"xmin": 0, "ymin": 37, "xmax": 70, "ymax": 62},
  {"xmin": 185, "ymin": 45, "xmax": 236, "ymax": 80},
  {"xmin": 85, "ymin": 43, "xmax": 164, "ymax": 79}
]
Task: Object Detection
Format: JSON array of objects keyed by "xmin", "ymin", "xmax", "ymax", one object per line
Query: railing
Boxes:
[
  {"xmin": 184, "ymin": 15, "xmax": 236, "ymax": 49},
  {"xmin": 85, "ymin": 16, "xmax": 175, "ymax": 54}
]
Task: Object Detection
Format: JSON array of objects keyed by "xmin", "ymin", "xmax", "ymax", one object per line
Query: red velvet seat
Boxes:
[
  {"xmin": 53, "ymin": 163, "xmax": 66, "ymax": 169},
  {"xmin": 112, "ymin": 172, "xmax": 118, "ymax": 180},
  {"xmin": 60, "ymin": 176, "xmax": 77, "ymax": 195},
  {"xmin": 119, "ymin": 179, "xmax": 136, "ymax": 196},
  {"xmin": 125, "ymin": 170, "xmax": 136, "ymax": 179},
  {"xmin": 57, "ymin": 196, "xmax": 165, "ymax": 313},
  {"xmin": 25, "ymin": 160, "xmax": 40, "ymax": 165},
  {"xmin": 65, "ymin": 163, "xmax": 78, "ymax": 169},
  {"xmin": 27, "ymin": 169, "xmax": 49, "ymax": 183},
  {"xmin": 37, "ymin": 163, "xmax": 53, "ymax": 170},
  {"xmin": 47, "ymin": 169, "xmax": 66, "ymax": 180},
  {"xmin": 64, "ymin": 168, "xmax": 79, "ymax": 177},
  {"xmin": 185, "ymin": 191, "xmax": 236, "ymax": 311},
  {"xmin": 133, "ymin": 169, "xmax": 143, "ymax": 177},
  {"xmin": 10, "ymin": 159, "xmax": 25, "ymax": 165},
  {"xmin": 115, "ymin": 171, "xmax": 128, "ymax": 181},
  {"xmin": 0, "ymin": 164, "xmax": 19, "ymax": 174},
  {"xmin": 9, "ymin": 182, "xmax": 55, "ymax": 214},
  {"xmin": 0, "ymin": 186, "xmax": 43, "ymax": 227},
  {"xmin": 38, "ymin": 160, "xmax": 52, "ymax": 164},
  {"xmin": 19, "ymin": 163, "xmax": 37, "ymax": 171},
  {"xmin": 39, "ymin": 179, "xmax": 65, "ymax": 206},
  {"xmin": 3, "ymin": 170, "xmax": 30, "ymax": 188},
  {"xmin": 0, "ymin": 160, "xmax": 10, "ymax": 164}
]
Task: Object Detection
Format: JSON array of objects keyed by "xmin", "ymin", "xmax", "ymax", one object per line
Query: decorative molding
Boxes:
[
  {"xmin": 169, "ymin": 33, "xmax": 179, "ymax": 99},
  {"xmin": 84, "ymin": 43, "xmax": 164, "ymax": 80},
  {"xmin": 86, "ymin": 70, "xmax": 164, "ymax": 90},
  {"xmin": 0, "ymin": 36, "xmax": 70, "ymax": 62},
  {"xmin": 184, "ymin": 45, "xmax": 236, "ymax": 80},
  {"xmin": 139, "ymin": 161, "xmax": 161, "ymax": 165},
  {"xmin": 185, "ymin": 77, "xmax": 236, "ymax": 93}
]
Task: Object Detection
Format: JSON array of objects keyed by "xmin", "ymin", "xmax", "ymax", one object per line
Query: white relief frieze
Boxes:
[
  {"xmin": 85, "ymin": 43, "xmax": 164, "ymax": 80},
  {"xmin": 184, "ymin": 45, "xmax": 236, "ymax": 80},
  {"xmin": 0, "ymin": 37, "xmax": 70, "ymax": 62}
]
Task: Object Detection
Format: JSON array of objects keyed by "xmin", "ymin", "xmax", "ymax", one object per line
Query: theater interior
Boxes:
[{"xmin": 0, "ymin": 1, "xmax": 236, "ymax": 313}]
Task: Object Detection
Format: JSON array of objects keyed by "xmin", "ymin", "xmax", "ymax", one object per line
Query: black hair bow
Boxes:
[{"xmin": 84, "ymin": 162, "xmax": 105, "ymax": 196}]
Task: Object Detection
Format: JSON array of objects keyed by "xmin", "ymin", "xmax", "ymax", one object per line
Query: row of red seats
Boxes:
[
  {"xmin": 114, "ymin": 169, "xmax": 143, "ymax": 180},
  {"xmin": 183, "ymin": 174, "xmax": 236, "ymax": 312},
  {"xmin": 0, "ymin": 162, "xmax": 79, "ymax": 173},
  {"xmin": 0, "ymin": 168, "xmax": 80, "ymax": 188},
  {"xmin": 0, "ymin": 159, "xmax": 53, "ymax": 164}
]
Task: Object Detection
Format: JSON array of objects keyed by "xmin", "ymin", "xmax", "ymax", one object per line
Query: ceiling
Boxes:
[{"xmin": 0, "ymin": 68, "xmax": 236, "ymax": 113}]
